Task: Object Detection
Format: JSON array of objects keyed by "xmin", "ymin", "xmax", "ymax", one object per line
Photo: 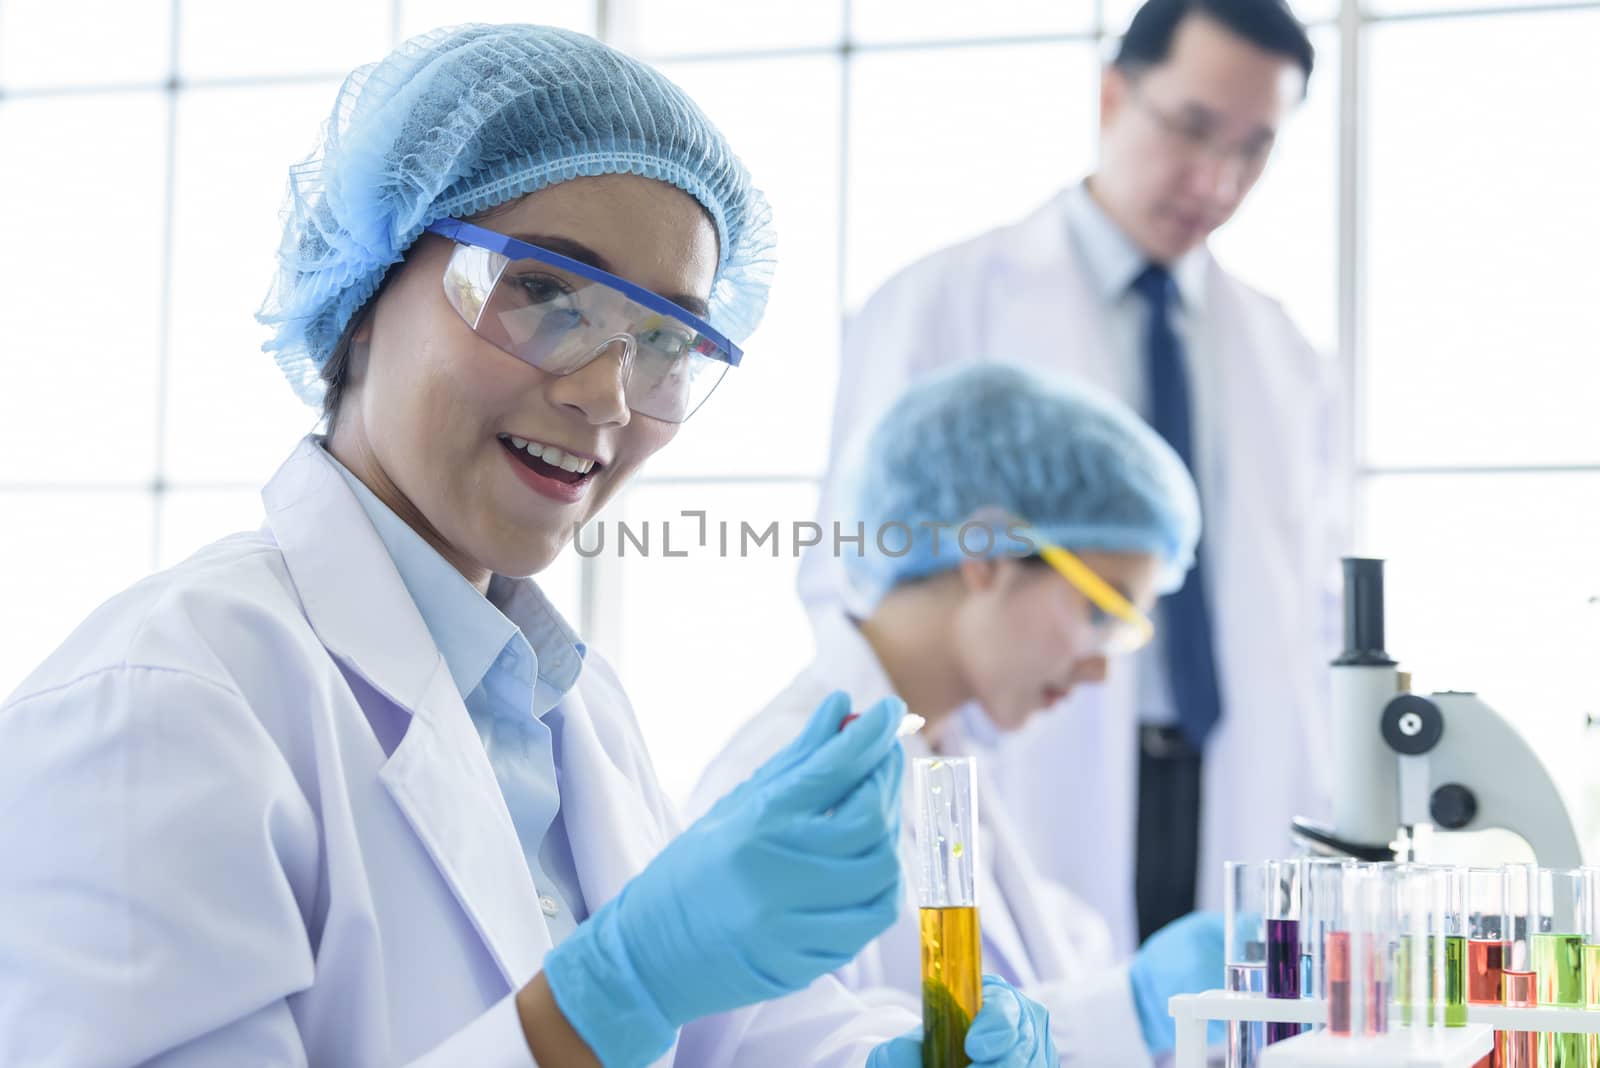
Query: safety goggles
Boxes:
[
  {"xmin": 425, "ymin": 219, "xmax": 742, "ymax": 423},
  {"xmin": 1031, "ymin": 533, "xmax": 1156, "ymax": 656}
]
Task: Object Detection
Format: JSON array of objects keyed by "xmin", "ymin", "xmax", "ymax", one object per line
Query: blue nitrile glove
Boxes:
[
  {"xmin": 545, "ymin": 691, "xmax": 906, "ymax": 1066},
  {"xmin": 867, "ymin": 977, "xmax": 1058, "ymax": 1067},
  {"xmin": 1130, "ymin": 910, "xmax": 1227, "ymax": 1056}
]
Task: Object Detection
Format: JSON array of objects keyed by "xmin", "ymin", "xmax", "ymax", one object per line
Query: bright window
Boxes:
[{"xmin": 1, "ymin": 0, "xmax": 1595, "ymax": 823}]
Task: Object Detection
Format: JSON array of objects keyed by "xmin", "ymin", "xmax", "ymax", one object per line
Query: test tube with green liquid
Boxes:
[
  {"xmin": 1582, "ymin": 867, "xmax": 1600, "ymax": 1068},
  {"xmin": 1533, "ymin": 867, "xmax": 1587, "ymax": 1067},
  {"xmin": 1397, "ymin": 866, "xmax": 1465, "ymax": 1030}
]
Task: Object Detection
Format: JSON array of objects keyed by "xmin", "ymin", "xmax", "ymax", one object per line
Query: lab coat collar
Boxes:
[
  {"xmin": 813, "ymin": 611, "xmax": 901, "ymax": 709},
  {"xmin": 323, "ymin": 444, "xmax": 517, "ymax": 702},
  {"xmin": 262, "ymin": 436, "xmax": 553, "ymax": 989},
  {"xmin": 1064, "ymin": 178, "xmax": 1209, "ymax": 312},
  {"xmin": 264, "ymin": 437, "xmax": 445, "ymax": 714},
  {"xmin": 318, "ymin": 442, "xmax": 587, "ymax": 710}
]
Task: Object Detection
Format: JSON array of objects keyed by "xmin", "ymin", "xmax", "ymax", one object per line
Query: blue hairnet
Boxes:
[
  {"xmin": 257, "ymin": 24, "xmax": 775, "ymax": 406},
  {"xmin": 840, "ymin": 363, "xmax": 1202, "ymax": 605}
]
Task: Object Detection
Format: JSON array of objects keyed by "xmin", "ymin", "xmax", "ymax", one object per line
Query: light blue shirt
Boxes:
[
  {"xmin": 328, "ymin": 448, "xmax": 588, "ymax": 940},
  {"xmin": 1063, "ymin": 181, "xmax": 1210, "ymax": 731},
  {"xmin": 1062, "ymin": 179, "xmax": 1208, "ymax": 309}
]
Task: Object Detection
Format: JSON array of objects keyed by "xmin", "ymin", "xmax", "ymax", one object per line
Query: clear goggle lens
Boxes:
[
  {"xmin": 1086, "ymin": 604, "xmax": 1153, "ymax": 656},
  {"xmin": 1036, "ymin": 541, "xmax": 1155, "ymax": 655},
  {"xmin": 439, "ymin": 241, "xmax": 735, "ymax": 423}
]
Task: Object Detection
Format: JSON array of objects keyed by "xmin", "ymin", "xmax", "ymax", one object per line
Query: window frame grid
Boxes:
[{"xmin": 3, "ymin": 0, "xmax": 1599, "ymax": 644}]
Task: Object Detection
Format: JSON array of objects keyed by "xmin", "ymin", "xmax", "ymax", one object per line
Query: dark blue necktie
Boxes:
[{"xmin": 1131, "ymin": 263, "xmax": 1222, "ymax": 749}]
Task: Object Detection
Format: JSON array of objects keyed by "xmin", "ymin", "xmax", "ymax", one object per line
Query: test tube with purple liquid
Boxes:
[{"xmin": 1266, "ymin": 860, "xmax": 1303, "ymax": 1044}]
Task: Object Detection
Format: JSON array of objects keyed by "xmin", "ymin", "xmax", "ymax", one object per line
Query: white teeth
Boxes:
[{"xmin": 504, "ymin": 435, "xmax": 595, "ymax": 475}]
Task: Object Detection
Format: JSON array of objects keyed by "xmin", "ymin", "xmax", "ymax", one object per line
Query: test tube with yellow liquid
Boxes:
[{"xmin": 913, "ymin": 756, "xmax": 981, "ymax": 1068}]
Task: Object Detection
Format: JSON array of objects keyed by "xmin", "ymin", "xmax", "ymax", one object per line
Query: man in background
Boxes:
[{"xmin": 800, "ymin": 0, "xmax": 1347, "ymax": 951}]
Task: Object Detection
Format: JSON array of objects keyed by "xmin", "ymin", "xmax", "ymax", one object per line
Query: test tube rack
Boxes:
[{"xmin": 1169, "ymin": 991, "xmax": 1600, "ymax": 1068}]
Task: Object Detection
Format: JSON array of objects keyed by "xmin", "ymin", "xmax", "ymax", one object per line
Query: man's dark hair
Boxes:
[{"xmin": 1114, "ymin": 0, "xmax": 1315, "ymax": 85}]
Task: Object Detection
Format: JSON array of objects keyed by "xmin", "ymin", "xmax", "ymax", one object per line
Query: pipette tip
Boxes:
[{"xmin": 838, "ymin": 710, "xmax": 926, "ymax": 737}]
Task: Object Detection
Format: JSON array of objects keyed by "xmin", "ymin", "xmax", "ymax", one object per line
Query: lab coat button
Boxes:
[{"xmin": 539, "ymin": 895, "xmax": 560, "ymax": 916}]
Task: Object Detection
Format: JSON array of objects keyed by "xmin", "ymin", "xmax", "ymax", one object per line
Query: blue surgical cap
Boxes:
[
  {"xmin": 840, "ymin": 363, "xmax": 1202, "ymax": 606},
  {"xmin": 257, "ymin": 24, "xmax": 775, "ymax": 406}
]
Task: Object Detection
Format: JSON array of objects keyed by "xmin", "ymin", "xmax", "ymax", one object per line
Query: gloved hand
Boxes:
[
  {"xmin": 867, "ymin": 977, "xmax": 1058, "ymax": 1067},
  {"xmin": 545, "ymin": 691, "xmax": 907, "ymax": 1066},
  {"xmin": 1129, "ymin": 910, "xmax": 1226, "ymax": 1056}
]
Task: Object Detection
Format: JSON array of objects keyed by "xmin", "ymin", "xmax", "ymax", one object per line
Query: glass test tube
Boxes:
[
  {"xmin": 912, "ymin": 757, "xmax": 981, "ymax": 1068},
  {"xmin": 1582, "ymin": 868, "xmax": 1600, "ymax": 1068},
  {"xmin": 1442, "ymin": 866, "xmax": 1469, "ymax": 1029},
  {"xmin": 1304, "ymin": 859, "xmax": 1351, "ymax": 1010},
  {"xmin": 1502, "ymin": 864, "xmax": 1539, "ymax": 1068},
  {"xmin": 1226, "ymin": 861, "xmax": 1268, "ymax": 1068},
  {"xmin": 1397, "ymin": 866, "xmax": 1466, "ymax": 1032},
  {"xmin": 1397, "ymin": 866, "xmax": 1436, "ymax": 1031},
  {"xmin": 1266, "ymin": 859, "xmax": 1304, "ymax": 1045},
  {"xmin": 1467, "ymin": 866, "xmax": 1509, "ymax": 1068},
  {"xmin": 1349, "ymin": 863, "xmax": 1398, "ymax": 1039},
  {"xmin": 1534, "ymin": 867, "xmax": 1588, "ymax": 1067},
  {"xmin": 1321, "ymin": 863, "xmax": 1356, "ymax": 1037}
]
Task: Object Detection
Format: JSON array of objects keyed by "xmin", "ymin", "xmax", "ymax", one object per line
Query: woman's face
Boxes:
[
  {"xmin": 331, "ymin": 174, "xmax": 719, "ymax": 584},
  {"xmin": 952, "ymin": 551, "xmax": 1161, "ymax": 732}
]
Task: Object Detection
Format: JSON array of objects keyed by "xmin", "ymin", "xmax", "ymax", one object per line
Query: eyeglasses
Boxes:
[
  {"xmin": 1033, "ymin": 535, "xmax": 1156, "ymax": 655},
  {"xmin": 1128, "ymin": 87, "xmax": 1276, "ymax": 169},
  {"xmin": 425, "ymin": 218, "xmax": 741, "ymax": 423}
]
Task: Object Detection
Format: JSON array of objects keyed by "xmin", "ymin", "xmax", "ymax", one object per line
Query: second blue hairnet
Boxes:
[
  {"xmin": 838, "ymin": 363, "xmax": 1202, "ymax": 606},
  {"xmin": 257, "ymin": 24, "xmax": 775, "ymax": 406}
]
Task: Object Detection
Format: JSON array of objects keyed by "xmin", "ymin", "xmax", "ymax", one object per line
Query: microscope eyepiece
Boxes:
[{"xmin": 1334, "ymin": 557, "xmax": 1396, "ymax": 667}]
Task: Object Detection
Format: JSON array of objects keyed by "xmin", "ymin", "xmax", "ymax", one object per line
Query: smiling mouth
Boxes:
[{"xmin": 498, "ymin": 434, "xmax": 603, "ymax": 486}]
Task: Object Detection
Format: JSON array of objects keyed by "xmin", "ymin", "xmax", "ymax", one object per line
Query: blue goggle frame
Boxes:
[{"xmin": 425, "ymin": 218, "xmax": 742, "ymax": 368}]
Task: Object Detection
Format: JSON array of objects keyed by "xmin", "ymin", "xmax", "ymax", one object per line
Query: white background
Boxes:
[{"xmin": 1, "ymin": 0, "xmax": 1596, "ymax": 818}]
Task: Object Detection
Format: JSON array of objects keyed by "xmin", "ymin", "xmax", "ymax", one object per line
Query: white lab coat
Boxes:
[
  {"xmin": 800, "ymin": 187, "xmax": 1345, "ymax": 951},
  {"xmin": 690, "ymin": 611, "xmax": 1154, "ymax": 1066},
  {"xmin": 0, "ymin": 437, "xmax": 913, "ymax": 1068}
]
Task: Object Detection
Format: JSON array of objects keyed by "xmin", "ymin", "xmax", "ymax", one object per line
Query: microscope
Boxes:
[
  {"xmin": 1166, "ymin": 559, "xmax": 1592, "ymax": 1066},
  {"xmin": 1291, "ymin": 557, "xmax": 1586, "ymax": 869}
]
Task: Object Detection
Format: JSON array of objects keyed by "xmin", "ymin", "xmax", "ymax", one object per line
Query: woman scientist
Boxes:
[
  {"xmin": 692, "ymin": 363, "xmax": 1226, "ymax": 1065},
  {"xmin": 0, "ymin": 25, "xmax": 1058, "ymax": 1068}
]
